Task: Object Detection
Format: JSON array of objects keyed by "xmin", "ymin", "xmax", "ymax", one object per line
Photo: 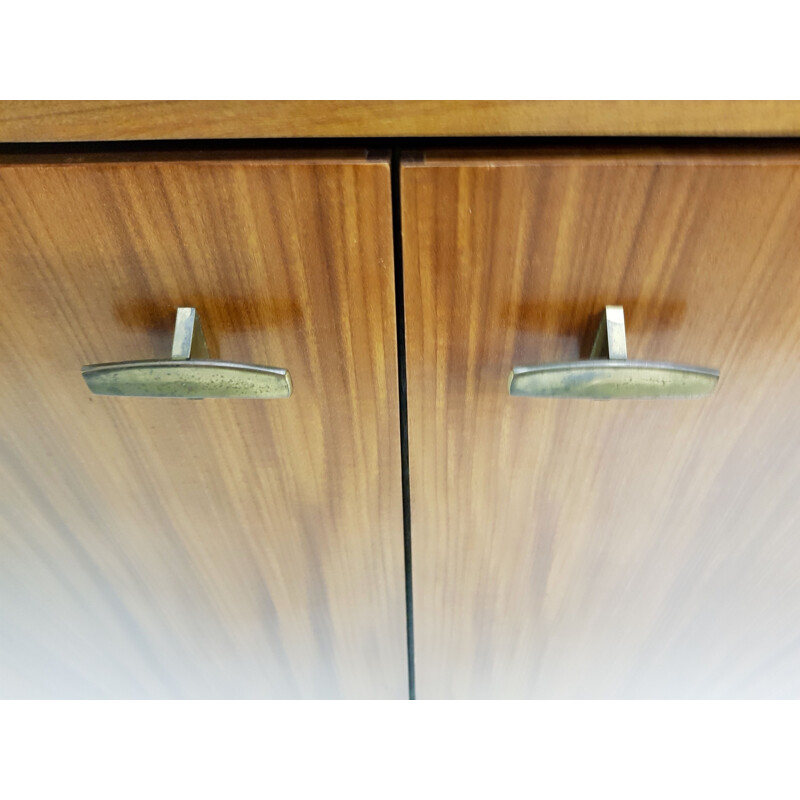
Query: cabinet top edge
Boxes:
[{"xmin": 3, "ymin": 101, "xmax": 800, "ymax": 142}]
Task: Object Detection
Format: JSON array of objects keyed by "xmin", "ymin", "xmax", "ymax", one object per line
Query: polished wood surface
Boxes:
[
  {"xmin": 0, "ymin": 154, "xmax": 406, "ymax": 697},
  {"xmin": 402, "ymin": 151, "xmax": 800, "ymax": 698},
  {"xmin": 3, "ymin": 101, "xmax": 800, "ymax": 141}
]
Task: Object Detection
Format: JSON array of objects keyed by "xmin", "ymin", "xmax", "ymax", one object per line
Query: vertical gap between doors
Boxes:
[{"xmin": 390, "ymin": 150, "xmax": 415, "ymax": 700}]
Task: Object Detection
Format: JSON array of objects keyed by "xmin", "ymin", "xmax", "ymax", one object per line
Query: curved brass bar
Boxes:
[
  {"xmin": 82, "ymin": 360, "xmax": 292, "ymax": 399},
  {"xmin": 509, "ymin": 360, "xmax": 719, "ymax": 399}
]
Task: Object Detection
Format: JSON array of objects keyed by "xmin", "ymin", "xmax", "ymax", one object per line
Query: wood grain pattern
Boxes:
[
  {"xmin": 3, "ymin": 101, "xmax": 800, "ymax": 141},
  {"xmin": 402, "ymin": 151, "xmax": 800, "ymax": 698},
  {"xmin": 0, "ymin": 154, "xmax": 406, "ymax": 698}
]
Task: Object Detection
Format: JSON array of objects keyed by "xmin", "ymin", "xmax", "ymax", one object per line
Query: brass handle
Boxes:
[
  {"xmin": 82, "ymin": 308, "xmax": 292, "ymax": 399},
  {"xmin": 509, "ymin": 306, "xmax": 719, "ymax": 399}
]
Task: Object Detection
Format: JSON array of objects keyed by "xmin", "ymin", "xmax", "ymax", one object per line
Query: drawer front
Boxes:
[
  {"xmin": 0, "ymin": 155, "xmax": 406, "ymax": 698},
  {"xmin": 402, "ymin": 152, "xmax": 800, "ymax": 698}
]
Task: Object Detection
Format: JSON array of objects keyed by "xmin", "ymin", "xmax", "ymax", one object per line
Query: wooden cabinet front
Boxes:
[
  {"xmin": 402, "ymin": 151, "xmax": 800, "ymax": 698},
  {"xmin": 0, "ymin": 153, "xmax": 407, "ymax": 698}
]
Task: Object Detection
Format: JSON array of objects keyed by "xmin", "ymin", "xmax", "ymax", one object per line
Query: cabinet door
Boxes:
[
  {"xmin": 402, "ymin": 150, "xmax": 800, "ymax": 698},
  {"xmin": 0, "ymin": 153, "xmax": 406, "ymax": 698}
]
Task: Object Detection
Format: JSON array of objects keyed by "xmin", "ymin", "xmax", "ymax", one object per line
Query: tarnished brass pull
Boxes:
[
  {"xmin": 508, "ymin": 306, "xmax": 718, "ymax": 399},
  {"xmin": 82, "ymin": 308, "xmax": 292, "ymax": 399}
]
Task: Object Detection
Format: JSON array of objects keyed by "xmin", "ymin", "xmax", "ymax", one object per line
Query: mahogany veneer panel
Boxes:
[
  {"xmin": 403, "ymin": 152, "xmax": 800, "ymax": 698},
  {"xmin": 0, "ymin": 155, "xmax": 406, "ymax": 698}
]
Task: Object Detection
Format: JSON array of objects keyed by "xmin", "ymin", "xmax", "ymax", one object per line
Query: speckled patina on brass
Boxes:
[
  {"xmin": 82, "ymin": 360, "xmax": 292, "ymax": 399},
  {"xmin": 509, "ymin": 360, "xmax": 718, "ymax": 399}
]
